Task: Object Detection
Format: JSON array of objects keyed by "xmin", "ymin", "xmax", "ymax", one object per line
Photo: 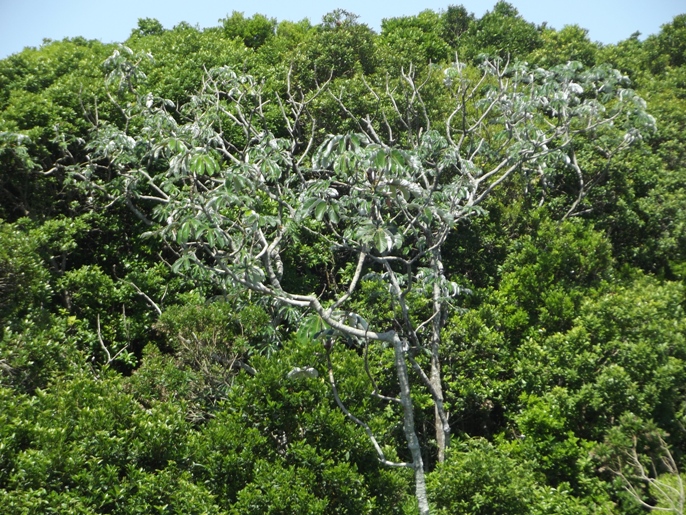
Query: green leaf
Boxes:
[
  {"xmin": 373, "ymin": 228, "xmax": 391, "ymax": 253},
  {"xmin": 374, "ymin": 150, "xmax": 386, "ymax": 170},
  {"xmin": 328, "ymin": 204, "xmax": 340, "ymax": 224},
  {"xmin": 314, "ymin": 200, "xmax": 328, "ymax": 221}
]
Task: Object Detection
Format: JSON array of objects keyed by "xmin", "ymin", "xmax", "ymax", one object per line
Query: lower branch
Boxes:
[
  {"xmin": 611, "ymin": 434, "xmax": 685, "ymax": 514},
  {"xmin": 326, "ymin": 352, "xmax": 410, "ymax": 469},
  {"xmin": 96, "ymin": 314, "xmax": 129, "ymax": 366},
  {"xmin": 364, "ymin": 340, "xmax": 401, "ymax": 404}
]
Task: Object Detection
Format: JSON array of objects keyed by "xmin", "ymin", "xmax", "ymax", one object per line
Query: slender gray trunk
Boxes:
[
  {"xmin": 393, "ymin": 333, "xmax": 430, "ymax": 515},
  {"xmin": 431, "ymin": 251, "xmax": 450, "ymax": 463},
  {"xmin": 430, "ymin": 347, "xmax": 445, "ymax": 462}
]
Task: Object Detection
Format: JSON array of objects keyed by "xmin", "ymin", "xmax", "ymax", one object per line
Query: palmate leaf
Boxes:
[
  {"xmin": 259, "ymin": 158, "xmax": 282, "ymax": 181},
  {"xmin": 231, "ymin": 258, "xmax": 266, "ymax": 286},
  {"xmin": 373, "ymin": 148, "xmax": 387, "ymax": 170},
  {"xmin": 415, "ymin": 267, "xmax": 472, "ymax": 299},
  {"xmin": 168, "ymin": 151, "xmax": 190, "ymax": 176},
  {"xmin": 310, "ymin": 199, "xmax": 341, "ymax": 223},
  {"xmin": 170, "ymin": 252, "xmax": 194, "ymax": 274},
  {"xmin": 165, "ymin": 137, "xmax": 188, "ymax": 154},
  {"xmin": 385, "ymin": 178, "xmax": 424, "ymax": 201},
  {"xmin": 298, "ymin": 187, "xmax": 342, "ymax": 224},
  {"xmin": 359, "ymin": 225, "xmax": 402, "ymax": 254},
  {"xmin": 298, "ymin": 313, "xmax": 329, "ymax": 340},
  {"xmin": 327, "ymin": 204, "xmax": 341, "ymax": 224},
  {"xmin": 189, "ymin": 152, "xmax": 219, "ymax": 176},
  {"xmin": 225, "ymin": 168, "xmax": 256, "ymax": 194},
  {"xmin": 314, "ymin": 133, "xmax": 369, "ymax": 170},
  {"xmin": 299, "ymin": 196, "xmax": 320, "ymax": 218},
  {"xmin": 313, "ymin": 135, "xmax": 342, "ymax": 169},
  {"xmin": 175, "ymin": 216, "xmax": 207, "ymax": 244}
]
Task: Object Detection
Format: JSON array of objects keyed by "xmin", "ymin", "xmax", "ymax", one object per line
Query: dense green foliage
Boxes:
[{"xmin": 1, "ymin": 3, "xmax": 685, "ymax": 513}]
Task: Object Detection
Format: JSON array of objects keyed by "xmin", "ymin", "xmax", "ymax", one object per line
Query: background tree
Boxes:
[
  {"xmin": 458, "ymin": 1, "xmax": 542, "ymax": 61},
  {"xmin": 220, "ymin": 12, "xmax": 276, "ymax": 49}
]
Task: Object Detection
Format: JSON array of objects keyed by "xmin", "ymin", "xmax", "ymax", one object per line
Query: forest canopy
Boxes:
[{"xmin": 1, "ymin": 3, "xmax": 685, "ymax": 514}]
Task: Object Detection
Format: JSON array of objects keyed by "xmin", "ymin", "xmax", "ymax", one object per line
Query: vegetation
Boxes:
[{"xmin": 1, "ymin": 3, "xmax": 685, "ymax": 513}]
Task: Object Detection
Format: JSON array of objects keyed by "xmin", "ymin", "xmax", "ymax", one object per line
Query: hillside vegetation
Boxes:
[{"xmin": 1, "ymin": 3, "xmax": 685, "ymax": 513}]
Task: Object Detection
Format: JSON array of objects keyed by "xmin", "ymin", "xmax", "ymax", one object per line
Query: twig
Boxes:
[
  {"xmin": 96, "ymin": 314, "xmax": 129, "ymax": 365},
  {"xmin": 121, "ymin": 279, "xmax": 162, "ymax": 316}
]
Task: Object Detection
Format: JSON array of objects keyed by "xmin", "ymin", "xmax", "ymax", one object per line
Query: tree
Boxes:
[
  {"xmin": 0, "ymin": 220, "xmax": 50, "ymax": 328},
  {"xmin": 427, "ymin": 439, "xmax": 594, "ymax": 514},
  {"xmin": 379, "ymin": 10, "xmax": 451, "ymax": 67},
  {"xmin": 131, "ymin": 18, "xmax": 165, "ymax": 38},
  {"xmin": 602, "ymin": 415, "xmax": 685, "ymax": 514},
  {"xmin": 220, "ymin": 12, "xmax": 276, "ymax": 49},
  {"xmin": 529, "ymin": 25, "xmax": 599, "ymax": 68},
  {"xmin": 441, "ymin": 5, "xmax": 474, "ymax": 49},
  {"xmin": 77, "ymin": 47, "xmax": 653, "ymax": 513},
  {"xmin": 292, "ymin": 10, "xmax": 377, "ymax": 86},
  {"xmin": 0, "ymin": 38, "xmax": 112, "ymax": 220},
  {"xmin": 644, "ymin": 14, "xmax": 686, "ymax": 73},
  {"xmin": 458, "ymin": 2, "xmax": 542, "ymax": 61}
]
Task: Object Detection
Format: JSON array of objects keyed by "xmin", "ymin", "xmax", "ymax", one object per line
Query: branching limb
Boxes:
[
  {"xmin": 330, "ymin": 251, "xmax": 366, "ymax": 311},
  {"xmin": 407, "ymin": 353, "xmax": 451, "ymax": 441},
  {"xmin": 121, "ymin": 279, "xmax": 162, "ymax": 316},
  {"xmin": 326, "ymin": 351, "xmax": 410, "ymax": 469},
  {"xmin": 96, "ymin": 314, "xmax": 129, "ymax": 366},
  {"xmin": 610, "ymin": 434, "xmax": 685, "ymax": 514},
  {"xmin": 363, "ymin": 340, "xmax": 401, "ymax": 404},
  {"xmin": 124, "ymin": 197, "xmax": 155, "ymax": 227}
]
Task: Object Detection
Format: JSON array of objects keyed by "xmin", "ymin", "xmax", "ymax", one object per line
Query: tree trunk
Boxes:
[
  {"xmin": 431, "ymin": 251, "xmax": 450, "ymax": 463},
  {"xmin": 393, "ymin": 333, "xmax": 430, "ymax": 515},
  {"xmin": 431, "ymin": 348, "xmax": 446, "ymax": 462}
]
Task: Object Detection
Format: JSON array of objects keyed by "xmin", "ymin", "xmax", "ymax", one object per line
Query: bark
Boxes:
[
  {"xmin": 393, "ymin": 333, "xmax": 430, "ymax": 515},
  {"xmin": 431, "ymin": 349, "xmax": 446, "ymax": 462},
  {"xmin": 431, "ymin": 251, "xmax": 450, "ymax": 463}
]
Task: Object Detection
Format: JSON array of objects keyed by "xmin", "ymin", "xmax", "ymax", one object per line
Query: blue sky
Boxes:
[{"xmin": 0, "ymin": 0, "xmax": 684, "ymax": 59}]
